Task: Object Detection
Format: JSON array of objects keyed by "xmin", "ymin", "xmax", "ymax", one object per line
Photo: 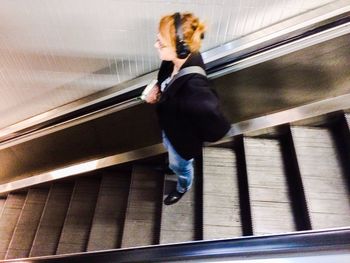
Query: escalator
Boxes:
[{"xmin": 0, "ymin": 9, "xmax": 349, "ymax": 263}]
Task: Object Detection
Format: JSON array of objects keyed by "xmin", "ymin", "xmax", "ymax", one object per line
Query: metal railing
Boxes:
[{"xmin": 1, "ymin": 228, "xmax": 349, "ymax": 263}]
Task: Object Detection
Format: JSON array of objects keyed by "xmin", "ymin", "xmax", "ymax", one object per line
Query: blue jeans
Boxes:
[{"xmin": 162, "ymin": 131, "xmax": 194, "ymax": 193}]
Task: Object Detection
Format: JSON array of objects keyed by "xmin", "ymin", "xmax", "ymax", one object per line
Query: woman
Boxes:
[{"xmin": 146, "ymin": 12, "xmax": 231, "ymax": 205}]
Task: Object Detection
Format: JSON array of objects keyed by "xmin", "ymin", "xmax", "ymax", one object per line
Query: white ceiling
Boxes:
[{"xmin": 0, "ymin": 0, "xmax": 337, "ymax": 129}]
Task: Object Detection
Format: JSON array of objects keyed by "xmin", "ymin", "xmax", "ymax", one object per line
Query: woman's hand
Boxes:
[{"xmin": 145, "ymin": 84, "xmax": 160, "ymax": 104}]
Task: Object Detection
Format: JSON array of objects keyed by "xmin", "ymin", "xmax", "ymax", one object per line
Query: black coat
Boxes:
[{"xmin": 156, "ymin": 52, "xmax": 230, "ymax": 160}]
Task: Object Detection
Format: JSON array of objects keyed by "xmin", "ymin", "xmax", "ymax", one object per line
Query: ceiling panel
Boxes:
[{"xmin": 0, "ymin": 0, "xmax": 337, "ymax": 129}]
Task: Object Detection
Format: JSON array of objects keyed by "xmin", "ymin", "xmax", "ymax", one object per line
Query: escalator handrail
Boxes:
[{"xmin": 3, "ymin": 227, "xmax": 350, "ymax": 263}]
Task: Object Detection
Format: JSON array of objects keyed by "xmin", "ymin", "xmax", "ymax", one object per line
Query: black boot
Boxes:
[{"xmin": 164, "ymin": 190, "xmax": 186, "ymax": 205}]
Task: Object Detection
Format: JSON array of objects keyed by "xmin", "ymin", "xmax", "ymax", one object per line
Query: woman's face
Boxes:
[{"xmin": 154, "ymin": 33, "xmax": 177, "ymax": 61}]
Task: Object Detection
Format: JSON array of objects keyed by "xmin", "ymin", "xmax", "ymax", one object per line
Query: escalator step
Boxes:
[
  {"xmin": 29, "ymin": 182, "xmax": 74, "ymax": 257},
  {"xmin": 0, "ymin": 193, "xmax": 26, "ymax": 260},
  {"xmin": 87, "ymin": 172, "xmax": 130, "ymax": 251},
  {"xmin": 291, "ymin": 126, "xmax": 350, "ymax": 229},
  {"xmin": 244, "ymin": 137, "xmax": 296, "ymax": 235},
  {"xmin": 160, "ymin": 173, "xmax": 196, "ymax": 244},
  {"xmin": 121, "ymin": 166, "xmax": 162, "ymax": 248},
  {"xmin": 0, "ymin": 198, "xmax": 5, "ymax": 217},
  {"xmin": 56, "ymin": 177, "xmax": 100, "ymax": 254},
  {"xmin": 5, "ymin": 188, "xmax": 49, "ymax": 259},
  {"xmin": 202, "ymin": 147, "xmax": 242, "ymax": 239}
]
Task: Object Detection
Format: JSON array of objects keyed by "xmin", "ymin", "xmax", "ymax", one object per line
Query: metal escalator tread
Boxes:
[
  {"xmin": 244, "ymin": 137, "xmax": 296, "ymax": 235},
  {"xmin": 5, "ymin": 188, "xmax": 49, "ymax": 259},
  {"xmin": 0, "ymin": 198, "xmax": 5, "ymax": 217},
  {"xmin": 29, "ymin": 182, "xmax": 74, "ymax": 257},
  {"xmin": 87, "ymin": 172, "xmax": 130, "ymax": 251},
  {"xmin": 203, "ymin": 147, "xmax": 242, "ymax": 239},
  {"xmin": 291, "ymin": 126, "xmax": 350, "ymax": 229},
  {"xmin": 0, "ymin": 193, "xmax": 26, "ymax": 260},
  {"xmin": 160, "ymin": 173, "xmax": 196, "ymax": 244},
  {"xmin": 56, "ymin": 177, "xmax": 100, "ymax": 254},
  {"xmin": 121, "ymin": 165, "xmax": 162, "ymax": 248}
]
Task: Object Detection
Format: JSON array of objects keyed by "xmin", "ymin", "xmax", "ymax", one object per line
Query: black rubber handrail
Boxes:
[{"xmin": 2, "ymin": 228, "xmax": 349, "ymax": 263}]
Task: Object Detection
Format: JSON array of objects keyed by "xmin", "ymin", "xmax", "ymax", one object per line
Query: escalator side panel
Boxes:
[
  {"xmin": 244, "ymin": 137, "xmax": 296, "ymax": 235},
  {"xmin": 291, "ymin": 126, "xmax": 350, "ymax": 229},
  {"xmin": 29, "ymin": 182, "xmax": 75, "ymax": 257},
  {"xmin": 87, "ymin": 172, "xmax": 130, "ymax": 251},
  {"xmin": 203, "ymin": 147, "xmax": 242, "ymax": 239},
  {"xmin": 5, "ymin": 188, "xmax": 49, "ymax": 259}
]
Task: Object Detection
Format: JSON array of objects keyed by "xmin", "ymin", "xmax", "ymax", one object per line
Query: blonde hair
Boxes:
[{"xmin": 159, "ymin": 12, "xmax": 206, "ymax": 53}]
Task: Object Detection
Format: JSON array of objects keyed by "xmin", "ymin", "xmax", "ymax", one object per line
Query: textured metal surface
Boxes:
[
  {"xmin": 202, "ymin": 147, "xmax": 242, "ymax": 239},
  {"xmin": 30, "ymin": 182, "xmax": 74, "ymax": 257},
  {"xmin": 56, "ymin": 177, "xmax": 100, "ymax": 254},
  {"xmin": 87, "ymin": 172, "xmax": 130, "ymax": 251},
  {"xmin": 0, "ymin": 193, "xmax": 26, "ymax": 260},
  {"xmin": 121, "ymin": 166, "xmax": 162, "ymax": 248},
  {"xmin": 5, "ymin": 188, "xmax": 49, "ymax": 259},
  {"xmin": 291, "ymin": 126, "xmax": 350, "ymax": 229},
  {"xmin": 0, "ymin": 0, "xmax": 346, "ymax": 134},
  {"xmin": 244, "ymin": 137, "xmax": 296, "ymax": 235},
  {"xmin": 160, "ymin": 174, "xmax": 196, "ymax": 244},
  {"xmin": 0, "ymin": 198, "xmax": 5, "ymax": 217}
]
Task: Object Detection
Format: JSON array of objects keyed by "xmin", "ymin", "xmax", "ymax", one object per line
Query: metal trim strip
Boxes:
[
  {"xmin": 0, "ymin": 143, "xmax": 165, "ymax": 195},
  {"xmin": 211, "ymin": 93, "xmax": 350, "ymax": 145},
  {"xmin": 208, "ymin": 19, "xmax": 350, "ymax": 79}
]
